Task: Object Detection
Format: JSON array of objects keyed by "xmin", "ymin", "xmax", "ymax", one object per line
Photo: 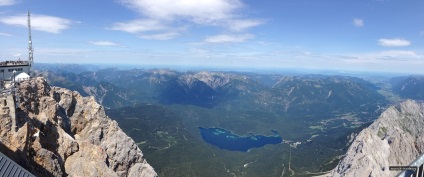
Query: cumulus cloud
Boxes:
[
  {"xmin": 378, "ymin": 38, "xmax": 411, "ymax": 47},
  {"xmin": 0, "ymin": 13, "xmax": 74, "ymax": 33},
  {"xmin": 117, "ymin": 0, "xmax": 241, "ymax": 23},
  {"xmin": 0, "ymin": 0, "xmax": 15, "ymax": 6},
  {"xmin": 353, "ymin": 18, "xmax": 364, "ymax": 27},
  {"xmin": 88, "ymin": 41, "xmax": 120, "ymax": 46},
  {"xmin": 204, "ymin": 34, "xmax": 253, "ymax": 43},
  {"xmin": 112, "ymin": 0, "xmax": 263, "ymax": 40}
]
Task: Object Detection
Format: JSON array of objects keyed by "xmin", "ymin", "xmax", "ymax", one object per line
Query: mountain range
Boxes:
[
  {"xmin": 38, "ymin": 67, "xmax": 387, "ymax": 118},
  {"xmin": 33, "ymin": 65, "xmax": 400, "ymax": 176}
]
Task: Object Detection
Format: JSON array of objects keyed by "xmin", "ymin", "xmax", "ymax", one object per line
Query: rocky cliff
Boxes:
[
  {"xmin": 0, "ymin": 77, "xmax": 157, "ymax": 177},
  {"xmin": 327, "ymin": 100, "xmax": 424, "ymax": 176}
]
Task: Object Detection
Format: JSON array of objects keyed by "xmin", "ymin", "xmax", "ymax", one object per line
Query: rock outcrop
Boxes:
[
  {"xmin": 0, "ymin": 77, "xmax": 157, "ymax": 177},
  {"xmin": 327, "ymin": 100, "xmax": 424, "ymax": 177}
]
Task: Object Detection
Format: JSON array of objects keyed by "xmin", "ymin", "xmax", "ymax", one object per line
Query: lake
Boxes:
[{"xmin": 198, "ymin": 127, "xmax": 282, "ymax": 152}]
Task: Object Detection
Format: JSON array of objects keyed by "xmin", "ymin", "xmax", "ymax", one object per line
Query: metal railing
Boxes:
[{"xmin": 395, "ymin": 153, "xmax": 424, "ymax": 177}]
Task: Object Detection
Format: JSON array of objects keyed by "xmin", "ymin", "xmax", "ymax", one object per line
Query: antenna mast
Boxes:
[{"xmin": 27, "ymin": 11, "xmax": 33, "ymax": 68}]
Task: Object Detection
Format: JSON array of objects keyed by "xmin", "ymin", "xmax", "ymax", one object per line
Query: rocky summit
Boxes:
[
  {"xmin": 326, "ymin": 100, "xmax": 424, "ymax": 177},
  {"xmin": 0, "ymin": 77, "xmax": 157, "ymax": 177}
]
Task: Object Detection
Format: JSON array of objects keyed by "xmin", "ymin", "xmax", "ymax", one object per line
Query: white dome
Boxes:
[{"xmin": 13, "ymin": 72, "xmax": 30, "ymax": 81}]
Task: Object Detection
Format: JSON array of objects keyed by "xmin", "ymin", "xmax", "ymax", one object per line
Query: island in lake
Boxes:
[{"xmin": 198, "ymin": 127, "xmax": 282, "ymax": 152}]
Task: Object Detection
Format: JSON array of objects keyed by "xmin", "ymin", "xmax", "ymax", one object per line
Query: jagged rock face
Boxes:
[
  {"xmin": 329, "ymin": 100, "xmax": 424, "ymax": 177},
  {"xmin": 0, "ymin": 77, "xmax": 157, "ymax": 177}
]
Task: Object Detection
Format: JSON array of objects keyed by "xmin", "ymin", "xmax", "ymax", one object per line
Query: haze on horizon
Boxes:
[{"xmin": 0, "ymin": 0, "xmax": 423, "ymax": 74}]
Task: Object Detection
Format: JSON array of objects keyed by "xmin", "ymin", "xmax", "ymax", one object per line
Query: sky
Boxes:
[{"xmin": 0, "ymin": 0, "xmax": 423, "ymax": 74}]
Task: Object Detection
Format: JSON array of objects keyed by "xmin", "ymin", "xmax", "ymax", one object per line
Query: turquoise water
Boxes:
[{"xmin": 199, "ymin": 127, "xmax": 282, "ymax": 152}]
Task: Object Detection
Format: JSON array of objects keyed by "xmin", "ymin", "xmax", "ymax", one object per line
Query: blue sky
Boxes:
[{"xmin": 0, "ymin": 0, "xmax": 423, "ymax": 73}]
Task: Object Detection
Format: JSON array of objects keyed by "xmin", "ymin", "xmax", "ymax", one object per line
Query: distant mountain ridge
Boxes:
[
  {"xmin": 37, "ymin": 68, "xmax": 387, "ymax": 119},
  {"xmin": 266, "ymin": 75, "xmax": 385, "ymax": 115},
  {"xmin": 391, "ymin": 76, "xmax": 424, "ymax": 100}
]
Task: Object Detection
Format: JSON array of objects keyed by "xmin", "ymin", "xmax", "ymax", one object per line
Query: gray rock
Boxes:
[
  {"xmin": 326, "ymin": 100, "xmax": 424, "ymax": 177},
  {"xmin": 0, "ymin": 77, "xmax": 157, "ymax": 177}
]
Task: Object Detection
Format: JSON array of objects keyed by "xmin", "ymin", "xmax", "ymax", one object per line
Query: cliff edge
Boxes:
[
  {"xmin": 327, "ymin": 100, "xmax": 424, "ymax": 176},
  {"xmin": 0, "ymin": 77, "xmax": 157, "ymax": 177}
]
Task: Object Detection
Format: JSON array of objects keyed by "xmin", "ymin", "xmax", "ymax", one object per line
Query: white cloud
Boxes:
[
  {"xmin": 340, "ymin": 50, "xmax": 421, "ymax": 64},
  {"xmin": 140, "ymin": 32, "xmax": 180, "ymax": 40},
  {"xmin": 0, "ymin": 32, "xmax": 11, "ymax": 36},
  {"xmin": 108, "ymin": 19, "xmax": 166, "ymax": 33},
  {"xmin": 117, "ymin": 0, "xmax": 241, "ymax": 23},
  {"xmin": 227, "ymin": 19, "xmax": 264, "ymax": 31},
  {"xmin": 353, "ymin": 18, "xmax": 364, "ymax": 27},
  {"xmin": 36, "ymin": 48, "xmax": 93, "ymax": 55},
  {"xmin": 0, "ymin": 0, "xmax": 15, "ymax": 6},
  {"xmin": 378, "ymin": 38, "xmax": 411, "ymax": 47},
  {"xmin": 188, "ymin": 48, "xmax": 209, "ymax": 55},
  {"xmin": 0, "ymin": 14, "xmax": 74, "ymax": 33},
  {"xmin": 109, "ymin": 18, "xmax": 184, "ymax": 40},
  {"xmin": 113, "ymin": 0, "xmax": 263, "ymax": 40},
  {"xmin": 88, "ymin": 41, "xmax": 120, "ymax": 46},
  {"xmin": 204, "ymin": 34, "xmax": 253, "ymax": 43},
  {"xmin": 12, "ymin": 53, "xmax": 21, "ymax": 57},
  {"xmin": 377, "ymin": 50, "xmax": 419, "ymax": 59}
]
